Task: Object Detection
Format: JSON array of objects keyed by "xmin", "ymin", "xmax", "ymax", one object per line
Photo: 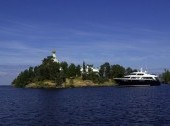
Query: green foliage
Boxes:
[
  {"xmin": 82, "ymin": 72, "xmax": 99, "ymax": 83},
  {"xmin": 42, "ymin": 56, "xmax": 54, "ymax": 65},
  {"xmin": 60, "ymin": 61, "xmax": 68, "ymax": 77},
  {"xmin": 125, "ymin": 67, "xmax": 133, "ymax": 75},
  {"xmin": 161, "ymin": 69, "xmax": 170, "ymax": 83},
  {"xmin": 125, "ymin": 67, "xmax": 137, "ymax": 75},
  {"xmin": 76, "ymin": 65, "xmax": 81, "ymax": 77},
  {"xmin": 110, "ymin": 64, "xmax": 125, "ymax": 78},
  {"xmin": 13, "ymin": 56, "xmax": 65, "ymax": 87},
  {"xmin": 68, "ymin": 63, "xmax": 76, "ymax": 78},
  {"xmin": 12, "ymin": 67, "xmax": 34, "ymax": 88},
  {"xmin": 99, "ymin": 62, "xmax": 111, "ymax": 79}
]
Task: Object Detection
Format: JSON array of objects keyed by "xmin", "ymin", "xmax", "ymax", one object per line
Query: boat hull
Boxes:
[{"xmin": 114, "ymin": 78, "xmax": 160, "ymax": 86}]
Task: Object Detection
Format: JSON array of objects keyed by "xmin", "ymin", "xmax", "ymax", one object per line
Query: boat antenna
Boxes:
[{"xmin": 140, "ymin": 68, "xmax": 143, "ymax": 72}]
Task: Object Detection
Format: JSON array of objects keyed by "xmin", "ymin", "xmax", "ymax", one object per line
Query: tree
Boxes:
[
  {"xmin": 68, "ymin": 63, "xmax": 76, "ymax": 78},
  {"xmin": 161, "ymin": 69, "xmax": 170, "ymax": 83},
  {"xmin": 33, "ymin": 66, "xmax": 42, "ymax": 81},
  {"xmin": 99, "ymin": 62, "xmax": 111, "ymax": 79},
  {"xmin": 110, "ymin": 64, "xmax": 125, "ymax": 78},
  {"xmin": 125, "ymin": 67, "xmax": 133, "ymax": 75},
  {"xmin": 42, "ymin": 56, "xmax": 54, "ymax": 65},
  {"xmin": 76, "ymin": 65, "xmax": 81, "ymax": 77},
  {"xmin": 49, "ymin": 62, "xmax": 60, "ymax": 80},
  {"xmin": 12, "ymin": 55, "xmax": 66, "ymax": 87},
  {"xmin": 60, "ymin": 61, "xmax": 68, "ymax": 76},
  {"xmin": 12, "ymin": 69, "xmax": 32, "ymax": 87},
  {"xmin": 39, "ymin": 64, "xmax": 50, "ymax": 80}
]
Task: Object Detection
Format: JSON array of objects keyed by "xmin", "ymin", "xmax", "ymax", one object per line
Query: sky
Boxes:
[{"xmin": 0, "ymin": 0, "xmax": 170, "ymax": 85}]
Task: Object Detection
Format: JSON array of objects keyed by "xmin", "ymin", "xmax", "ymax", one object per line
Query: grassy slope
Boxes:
[{"xmin": 25, "ymin": 77, "xmax": 116, "ymax": 88}]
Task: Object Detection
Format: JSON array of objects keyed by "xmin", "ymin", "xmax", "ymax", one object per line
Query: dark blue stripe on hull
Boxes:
[{"xmin": 114, "ymin": 79, "xmax": 160, "ymax": 86}]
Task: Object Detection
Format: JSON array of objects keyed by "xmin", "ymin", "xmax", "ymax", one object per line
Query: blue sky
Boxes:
[{"xmin": 0, "ymin": 0, "xmax": 170, "ymax": 85}]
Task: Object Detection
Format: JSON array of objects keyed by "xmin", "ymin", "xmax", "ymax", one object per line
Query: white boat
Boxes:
[{"xmin": 114, "ymin": 68, "xmax": 160, "ymax": 86}]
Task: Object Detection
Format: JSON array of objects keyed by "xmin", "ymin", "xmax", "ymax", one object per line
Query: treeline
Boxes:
[
  {"xmin": 82, "ymin": 62, "xmax": 137, "ymax": 84},
  {"xmin": 160, "ymin": 69, "xmax": 170, "ymax": 84},
  {"xmin": 12, "ymin": 56, "xmax": 81, "ymax": 87},
  {"xmin": 12, "ymin": 55, "xmax": 137, "ymax": 87}
]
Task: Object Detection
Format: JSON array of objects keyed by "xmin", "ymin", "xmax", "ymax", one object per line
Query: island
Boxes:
[
  {"xmin": 12, "ymin": 51, "xmax": 125, "ymax": 88},
  {"xmin": 12, "ymin": 51, "xmax": 170, "ymax": 88}
]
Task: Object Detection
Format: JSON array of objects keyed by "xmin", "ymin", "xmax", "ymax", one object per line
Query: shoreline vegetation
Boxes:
[
  {"xmin": 12, "ymin": 54, "xmax": 126, "ymax": 88},
  {"xmin": 25, "ymin": 78, "xmax": 116, "ymax": 89},
  {"xmin": 12, "ymin": 54, "xmax": 170, "ymax": 88}
]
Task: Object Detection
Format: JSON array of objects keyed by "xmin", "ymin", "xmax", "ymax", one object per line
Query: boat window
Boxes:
[
  {"xmin": 131, "ymin": 77, "xmax": 139, "ymax": 79},
  {"xmin": 137, "ymin": 73, "xmax": 144, "ymax": 75},
  {"xmin": 142, "ymin": 77, "xmax": 153, "ymax": 80}
]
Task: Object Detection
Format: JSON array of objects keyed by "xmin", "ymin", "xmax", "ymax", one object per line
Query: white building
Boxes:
[
  {"xmin": 80, "ymin": 64, "xmax": 99, "ymax": 73},
  {"xmin": 51, "ymin": 51, "xmax": 99, "ymax": 73},
  {"xmin": 52, "ymin": 50, "xmax": 59, "ymax": 63}
]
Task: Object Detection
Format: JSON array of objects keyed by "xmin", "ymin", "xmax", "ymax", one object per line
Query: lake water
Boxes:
[{"xmin": 1, "ymin": 85, "xmax": 170, "ymax": 126}]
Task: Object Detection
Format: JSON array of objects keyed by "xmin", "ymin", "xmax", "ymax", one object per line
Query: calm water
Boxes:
[{"xmin": 1, "ymin": 85, "xmax": 170, "ymax": 126}]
